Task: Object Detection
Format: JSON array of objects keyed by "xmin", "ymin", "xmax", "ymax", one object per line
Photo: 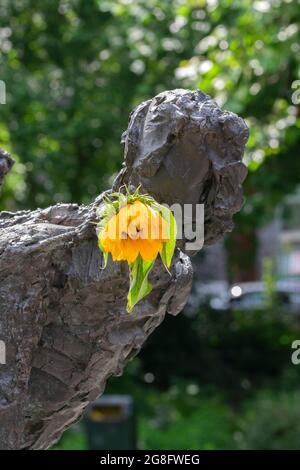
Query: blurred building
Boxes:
[
  {"xmin": 278, "ymin": 189, "xmax": 300, "ymax": 280},
  {"xmin": 192, "ymin": 186, "xmax": 300, "ymax": 288},
  {"xmin": 258, "ymin": 187, "xmax": 300, "ymax": 280}
]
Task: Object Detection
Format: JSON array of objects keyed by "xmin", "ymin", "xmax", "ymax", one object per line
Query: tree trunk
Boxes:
[{"xmin": 0, "ymin": 89, "xmax": 248, "ymax": 449}]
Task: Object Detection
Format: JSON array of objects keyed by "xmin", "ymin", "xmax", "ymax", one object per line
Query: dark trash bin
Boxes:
[{"xmin": 83, "ymin": 395, "xmax": 136, "ymax": 450}]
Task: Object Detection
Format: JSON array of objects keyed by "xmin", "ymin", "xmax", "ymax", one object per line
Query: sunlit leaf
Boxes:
[{"xmin": 127, "ymin": 256, "xmax": 155, "ymax": 313}]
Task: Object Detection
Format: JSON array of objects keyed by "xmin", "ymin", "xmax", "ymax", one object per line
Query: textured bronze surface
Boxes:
[{"xmin": 0, "ymin": 89, "xmax": 248, "ymax": 449}]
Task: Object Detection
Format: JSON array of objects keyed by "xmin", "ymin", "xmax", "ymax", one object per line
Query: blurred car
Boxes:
[
  {"xmin": 185, "ymin": 280, "xmax": 229, "ymax": 316},
  {"xmin": 210, "ymin": 280, "xmax": 300, "ymax": 314}
]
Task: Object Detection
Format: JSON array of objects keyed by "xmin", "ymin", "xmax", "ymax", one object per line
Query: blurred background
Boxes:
[{"xmin": 1, "ymin": 0, "xmax": 300, "ymax": 450}]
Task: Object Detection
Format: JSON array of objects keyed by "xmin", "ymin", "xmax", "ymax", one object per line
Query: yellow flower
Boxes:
[
  {"xmin": 101, "ymin": 200, "xmax": 169, "ymax": 264},
  {"xmin": 97, "ymin": 188, "xmax": 177, "ymax": 312}
]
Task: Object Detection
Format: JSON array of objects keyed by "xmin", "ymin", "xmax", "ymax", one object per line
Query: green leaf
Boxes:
[
  {"xmin": 98, "ymin": 234, "xmax": 108, "ymax": 269},
  {"xmin": 127, "ymin": 255, "xmax": 155, "ymax": 313},
  {"xmin": 97, "ymin": 202, "xmax": 116, "ymax": 230},
  {"xmin": 108, "ymin": 191, "xmax": 128, "ymax": 210},
  {"xmin": 151, "ymin": 202, "xmax": 177, "ymax": 270}
]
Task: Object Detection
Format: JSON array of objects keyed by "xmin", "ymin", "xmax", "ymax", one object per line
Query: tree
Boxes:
[
  {"xmin": 1, "ymin": 0, "xmax": 298, "ymax": 279},
  {"xmin": 170, "ymin": 0, "xmax": 300, "ymax": 279},
  {"xmin": 0, "ymin": 0, "xmax": 205, "ymax": 209}
]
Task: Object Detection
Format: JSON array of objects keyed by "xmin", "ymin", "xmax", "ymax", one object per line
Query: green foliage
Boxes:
[
  {"xmin": 137, "ymin": 306, "xmax": 300, "ymax": 398},
  {"xmin": 101, "ymin": 306, "xmax": 300, "ymax": 450},
  {"xmin": 1, "ymin": 0, "xmax": 299, "ymax": 224},
  {"xmin": 0, "ymin": 0, "xmax": 205, "ymax": 209},
  {"xmin": 52, "ymin": 305, "xmax": 300, "ymax": 450},
  {"xmin": 53, "ymin": 381, "xmax": 300, "ymax": 450},
  {"xmin": 127, "ymin": 255, "xmax": 154, "ymax": 312},
  {"xmin": 138, "ymin": 389, "xmax": 234, "ymax": 450},
  {"xmin": 262, "ymin": 257, "xmax": 277, "ymax": 308},
  {"xmin": 236, "ymin": 391, "xmax": 300, "ymax": 450},
  {"xmin": 52, "ymin": 425, "xmax": 87, "ymax": 450},
  {"xmin": 174, "ymin": 0, "xmax": 300, "ymax": 228}
]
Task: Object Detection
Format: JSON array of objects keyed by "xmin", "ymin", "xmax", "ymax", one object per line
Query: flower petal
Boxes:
[{"xmin": 137, "ymin": 238, "xmax": 162, "ymax": 261}]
